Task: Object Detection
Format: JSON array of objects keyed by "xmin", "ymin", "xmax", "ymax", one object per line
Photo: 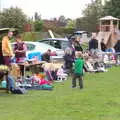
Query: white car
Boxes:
[{"xmin": 12, "ymin": 41, "xmax": 64, "ymax": 60}]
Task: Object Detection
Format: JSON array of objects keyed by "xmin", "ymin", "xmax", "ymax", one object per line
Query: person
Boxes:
[
  {"xmin": 14, "ymin": 35, "xmax": 27, "ymax": 63},
  {"xmin": 114, "ymin": 40, "xmax": 120, "ymax": 53},
  {"xmin": 72, "ymin": 52, "xmax": 84, "ymax": 89},
  {"xmin": 2, "ymin": 31, "xmax": 14, "ymax": 67},
  {"xmin": 89, "ymin": 35, "xmax": 98, "ymax": 50},
  {"xmin": 0, "ymin": 39, "xmax": 4, "ymax": 65},
  {"xmin": 63, "ymin": 47, "xmax": 74, "ymax": 75},
  {"xmin": 70, "ymin": 40, "xmax": 75, "ymax": 62},
  {"xmin": 56, "ymin": 66, "xmax": 68, "ymax": 81},
  {"xmin": 101, "ymin": 39, "xmax": 106, "ymax": 51},
  {"xmin": 73, "ymin": 37, "xmax": 83, "ymax": 52},
  {"xmin": 41, "ymin": 49, "xmax": 51, "ymax": 62},
  {"xmin": 14, "ymin": 35, "xmax": 27, "ymax": 77},
  {"xmin": 114, "ymin": 40, "xmax": 120, "ymax": 64}
]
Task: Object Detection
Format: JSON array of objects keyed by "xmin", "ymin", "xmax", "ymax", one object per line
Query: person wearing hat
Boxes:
[{"xmin": 2, "ymin": 31, "xmax": 14, "ymax": 67}]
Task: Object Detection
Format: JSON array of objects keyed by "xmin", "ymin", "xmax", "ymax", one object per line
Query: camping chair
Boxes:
[{"xmin": 84, "ymin": 61, "xmax": 98, "ymax": 72}]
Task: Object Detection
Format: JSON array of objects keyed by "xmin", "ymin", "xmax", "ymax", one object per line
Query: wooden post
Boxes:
[
  {"xmin": 100, "ymin": 20, "xmax": 102, "ymax": 32},
  {"xmin": 110, "ymin": 20, "xmax": 113, "ymax": 32},
  {"xmin": 117, "ymin": 20, "xmax": 119, "ymax": 30}
]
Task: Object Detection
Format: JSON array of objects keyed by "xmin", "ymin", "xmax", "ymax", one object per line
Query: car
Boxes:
[
  {"xmin": 68, "ymin": 31, "xmax": 91, "ymax": 43},
  {"xmin": 12, "ymin": 41, "xmax": 65, "ymax": 61},
  {"xmin": 38, "ymin": 38, "xmax": 70, "ymax": 50}
]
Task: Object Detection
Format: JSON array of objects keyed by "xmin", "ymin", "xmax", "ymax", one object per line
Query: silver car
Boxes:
[
  {"xmin": 38, "ymin": 38, "xmax": 69, "ymax": 50},
  {"xmin": 12, "ymin": 41, "xmax": 64, "ymax": 60}
]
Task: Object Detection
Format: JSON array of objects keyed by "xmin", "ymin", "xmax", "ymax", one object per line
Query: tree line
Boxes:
[{"xmin": 0, "ymin": 0, "xmax": 119, "ymax": 35}]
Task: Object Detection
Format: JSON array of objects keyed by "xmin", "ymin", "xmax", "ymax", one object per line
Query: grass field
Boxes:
[{"xmin": 0, "ymin": 66, "xmax": 120, "ymax": 120}]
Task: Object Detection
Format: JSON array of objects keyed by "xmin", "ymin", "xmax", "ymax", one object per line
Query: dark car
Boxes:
[{"xmin": 38, "ymin": 38, "xmax": 70, "ymax": 50}]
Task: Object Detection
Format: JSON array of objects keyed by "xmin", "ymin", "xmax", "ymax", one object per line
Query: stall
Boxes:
[{"xmin": 17, "ymin": 61, "xmax": 46, "ymax": 80}]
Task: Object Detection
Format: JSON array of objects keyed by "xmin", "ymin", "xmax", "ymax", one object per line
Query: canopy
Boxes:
[{"xmin": 99, "ymin": 16, "xmax": 119, "ymax": 21}]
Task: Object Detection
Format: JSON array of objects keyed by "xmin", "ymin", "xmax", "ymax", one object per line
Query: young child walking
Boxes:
[{"xmin": 72, "ymin": 52, "xmax": 84, "ymax": 89}]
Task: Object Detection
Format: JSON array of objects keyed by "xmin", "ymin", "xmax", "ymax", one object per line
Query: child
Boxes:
[
  {"xmin": 72, "ymin": 52, "xmax": 84, "ymax": 89},
  {"xmin": 56, "ymin": 66, "xmax": 68, "ymax": 81}
]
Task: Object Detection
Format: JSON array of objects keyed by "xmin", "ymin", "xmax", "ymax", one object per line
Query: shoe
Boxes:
[
  {"xmin": 72, "ymin": 86, "xmax": 76, "ymax": 88},
  {"xmin": 80, "ymin": 87, "xmax": 83, "ymax": 89}
]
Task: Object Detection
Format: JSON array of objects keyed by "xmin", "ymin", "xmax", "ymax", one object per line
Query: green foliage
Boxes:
[
  {"xmin": 55, "ymin": 27, "xmax": 75, "ymax": 37},
  {"xmin": 0, "ymin": 67, "xmax": 120, "ymax": 119},
  {"xmin": 81, "ymin": 43, "xmax": 89, "ymax": 50},
  {"xmin": 34, "ymin": 20, "xmax": 43, "ymax": 32},
  {"xmin": 22, "ymin": 32, "xmax": 36, "ymax": 41},
  {"xmin": 0, "ymin": 7, "xmax": 28, "ymax": 31},
  {"xmin": 103, "ymin": 0, "xmax": 120, "ymax": 18},
  {"xmin": 76, "ymin": 0, "xmax": 104, "ymax": 32},
  {"xmin": 58, "ymin": 15, "xmax": 67, "ymax": 26},
  {"xmin": 66, "ymin": 19, "xmax": 76, "ymax": 29}
]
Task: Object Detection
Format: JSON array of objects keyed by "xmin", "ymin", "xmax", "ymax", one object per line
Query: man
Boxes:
[
  {"xmin": 89, "ymin": 34, "xmax": 98, "ymax": 50},
  {"xmin": 2, "ymin": 31, "xmax": 14, "ymax": 66},
  {"xmin": 41, "ymin": 49, "xmax": 51, "ymax": 62}
]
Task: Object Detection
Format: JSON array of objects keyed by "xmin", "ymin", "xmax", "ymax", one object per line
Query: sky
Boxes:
[{"xmin": 1, "ymin": 0, "xmax": 93, "ymax": 19}]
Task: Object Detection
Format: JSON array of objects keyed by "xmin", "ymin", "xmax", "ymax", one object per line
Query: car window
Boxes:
[
  {"xmin": 61, "ymin": 41, "xmax": 69, "ymax": 49},
  {"xmin": 41, "ymin": 40, "xmax": 50, "ymax": 45},
  {"xmin": 26, "ymin": 43, "xmax": 35, "ymax": 51},
  {"xmin": 50, "ymin": 40, "xmax": 61, "ymax": 49},
  {"xmin": 38, "ymin": 42, "xmax": 57, "ymax": 51}
]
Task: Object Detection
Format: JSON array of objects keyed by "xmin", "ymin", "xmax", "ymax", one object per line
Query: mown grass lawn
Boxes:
[{"xmin": 0, "ymin": 66, "xmax": 120, "ymax": 120}]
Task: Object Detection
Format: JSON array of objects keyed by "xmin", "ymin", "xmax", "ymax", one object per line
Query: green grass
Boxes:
[{"xmin": 0, "ymin": 66, "xmax": 120, "ymax": 120}]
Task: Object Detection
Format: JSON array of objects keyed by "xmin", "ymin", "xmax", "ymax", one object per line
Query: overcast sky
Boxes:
[{"xmin": 1, "ymin": 0, "xmax": 93, "ymax": 19}]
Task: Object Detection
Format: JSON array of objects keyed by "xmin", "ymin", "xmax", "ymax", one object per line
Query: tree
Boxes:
[
  {"xmin": 66, "ymin": 19, "xmax": 76, "ymax": 29},
  {"xmin": 58, "ymin": 15, "xmax": 66, "ymax": 26},
  {"xmin": 0, "ymin": 7, "xmax": 28, "ymax": 31},
  {"xmin": 34, "ymin": 20, "xmax": 43, "ymax": 32},
  {"xmin": 34, "ymin": 12, "xmax": 41, "ymax": 21},
  {"xmin": 103, "ymin": 0, "xmax": 120, "ymax": 18},
  {"xmin": 76, "ymin": 0, "xmax": 104, "ymax": 32}
]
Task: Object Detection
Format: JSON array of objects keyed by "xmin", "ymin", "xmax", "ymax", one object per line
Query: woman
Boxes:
[
  {"xmin": 63, "ymin": 47, "xmax": 74, "ymax": 75},
  {"xmin": 73, "ymin": 37, "xmax": 83, "ymax": 52},
  {"xmin": 14, "ymin": 35, "xmax": 27, "ymax": 63},
  {"xmin": 14, "ymin": 35, "xmax": 27, "ymax": 77}
]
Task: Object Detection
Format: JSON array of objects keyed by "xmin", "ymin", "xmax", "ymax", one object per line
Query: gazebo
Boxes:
[
  {"xmin": 96, "ymin": 16, "xmax": 120, "ymax": 49},
  {"xmin": 99, "ymin": 16, "xmax": 119, "ymax": 32}
]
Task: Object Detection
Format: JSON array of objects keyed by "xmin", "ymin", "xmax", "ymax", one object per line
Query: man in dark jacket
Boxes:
[
  {"xmin": 41, "ymin": 49, "xmax": 51, "ymax": 62},
  {"xmin": 89, "ymin": 38, "xmax": 98, "ymax": 50},
  {"xmin": 114, "ymin": 40, "xmax": 120, "ymax": 53}
]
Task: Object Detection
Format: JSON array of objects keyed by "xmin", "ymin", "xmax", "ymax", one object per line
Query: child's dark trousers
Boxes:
[{"xmin": 72, "ymin": 73, "xmax": 83, "ymax": 89}]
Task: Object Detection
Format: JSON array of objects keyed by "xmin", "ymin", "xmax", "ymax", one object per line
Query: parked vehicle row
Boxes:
[
  {"xmin": 38, "ymin": 38, "xmax": 70, "ymax": 50},
  {"xmin": 11, "ymin": 42, "xmax": 65, "ymax": 61}
]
